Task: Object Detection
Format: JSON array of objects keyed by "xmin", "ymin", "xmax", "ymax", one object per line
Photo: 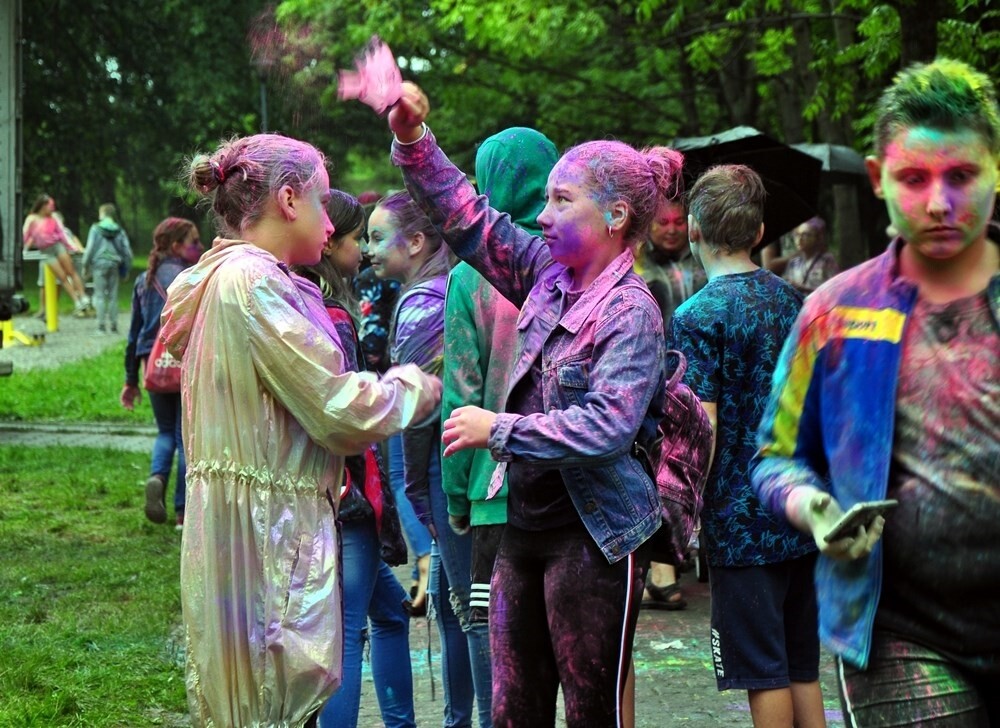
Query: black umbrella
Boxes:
[
  {"xmin": 792, "ymin": 142, "xmax": 868, "ymax": 183},
  {"xmin": 672, "ymin": 126, "xmax": 823, "ymax": 246}
]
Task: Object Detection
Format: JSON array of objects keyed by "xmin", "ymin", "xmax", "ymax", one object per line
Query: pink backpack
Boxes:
[{"xmin": 634, "ymin": 349, "xmax": 714, "ymax": 566}]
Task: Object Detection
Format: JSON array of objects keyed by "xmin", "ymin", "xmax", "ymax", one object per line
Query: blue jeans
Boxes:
[
  {"xmin": 425, "ymin": 447, "xmax": 494, "ymax": 728},
  {"xmin": 388, "ymin": 433, "xmax": 433, "ymax": 573},
  {"xmin": 148, "ymin": 390, "xmax": 185, "ymax": 514},
  {"xmin": 319, "ymin": 519, "xmax": 414, "ymax": 728}
]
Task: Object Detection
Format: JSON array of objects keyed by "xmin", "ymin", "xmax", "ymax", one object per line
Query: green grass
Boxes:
[
  {"xmin": 0, "ymin": 343, "xmax": 154, "ymax": 424},
  {"xmin": 0, "ymin": 446, "xmax": 187, "ymax": 726}
]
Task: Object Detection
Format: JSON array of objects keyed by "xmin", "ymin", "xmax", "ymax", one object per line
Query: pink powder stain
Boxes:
[
  {"xmin": 248, "ymin": 7, "xmax": 320, "ymax": 82},
  {"xmin": 538, "ymin": 160, "xmax": 608, "ymax": 272}
]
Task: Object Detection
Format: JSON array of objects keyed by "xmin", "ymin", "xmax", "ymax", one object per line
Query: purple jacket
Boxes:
[{"xmin": 392, "ymin": 129, "xmax": 666, "ymax": 563}]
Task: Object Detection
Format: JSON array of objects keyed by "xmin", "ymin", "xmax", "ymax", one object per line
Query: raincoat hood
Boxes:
[
  {"xmin": 97, "ymin": 218, "xmax": 122, "ymax": 237},
  {"xmin": 475, "ymin": 127, "xmax": 558, "ymax": 236}
]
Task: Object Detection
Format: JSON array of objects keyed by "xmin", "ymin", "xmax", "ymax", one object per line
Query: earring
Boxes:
[{"xmin": 607, "ymin": 225, "xmax": 614, "ymax": 238}]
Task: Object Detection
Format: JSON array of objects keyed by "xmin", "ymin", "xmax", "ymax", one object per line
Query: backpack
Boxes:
[
  {"xmin": 103, "ymin": 228, "xmax": 130, "ymax": 278},
  {"xmin": 614, "ymin": 276, "xmax": 713, "ymax": 566},
  {"xmin": 633, "ymin": 349, "xmax": 714, "ymax": 566}
]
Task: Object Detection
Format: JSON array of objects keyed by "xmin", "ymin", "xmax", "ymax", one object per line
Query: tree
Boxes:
[
  {"xmin": 25, "ymin": 0, "xmax": 1000, "ymax": 259},
  {"xmin": 23, "ymin": 0, "xmax": 283, "ymax": 248}
]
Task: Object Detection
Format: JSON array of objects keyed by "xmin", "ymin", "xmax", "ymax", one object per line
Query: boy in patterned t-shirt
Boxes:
[{"xmin": 670, "ymin": 165, "xmax": 825, "ymax": 727}]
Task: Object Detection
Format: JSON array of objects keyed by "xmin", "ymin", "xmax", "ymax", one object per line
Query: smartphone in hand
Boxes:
[{"xmin": 823, "ymin": 499, "xmax": 899, "ymax": 543}]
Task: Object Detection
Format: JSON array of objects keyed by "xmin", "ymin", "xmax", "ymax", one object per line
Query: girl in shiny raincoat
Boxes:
[{"xmin": 159, "ymin": 133, "xmax": 441, "ymax": 727}]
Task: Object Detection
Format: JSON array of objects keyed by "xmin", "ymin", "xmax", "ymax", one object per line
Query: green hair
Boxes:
[{"xmin": 874, "ymin": 58, "xmax": 1000, "ymax": 157}]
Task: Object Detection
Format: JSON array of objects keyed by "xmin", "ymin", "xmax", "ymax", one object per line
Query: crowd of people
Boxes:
[{"xmin": 27, "ymin": 55, "xmax": 997, "ymax": 728}]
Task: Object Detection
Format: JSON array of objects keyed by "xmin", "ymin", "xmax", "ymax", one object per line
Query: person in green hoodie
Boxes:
[
  {"xmin": 83, "ymin": 203, "xmax": 133, "ymax": 332},
  {"xmin": 441, "ymin": 127, "xmax": 559, "ymax": 726}
]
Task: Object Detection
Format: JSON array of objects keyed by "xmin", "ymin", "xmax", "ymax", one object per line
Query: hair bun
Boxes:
[
  {"xmin": 644, "ymin": 147, "xmax": 685, "ymax": 201},
  {"xmin": 190, "ymin": 155, "xmax": 220, "ymax": 194}
]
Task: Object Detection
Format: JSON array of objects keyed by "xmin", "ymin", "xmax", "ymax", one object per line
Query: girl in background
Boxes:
[
  {"xmin": 368, "ymin": 191, "xmax": 477, "ymax": 727},
  {"xmin": 121, "ymin": 217, "xmax": 202, "ymax": 529},
  {"xmin": 22, "ymin": 194, "xmax": 91, "ymax": 316},
  {"xmin": 293, "ymin": 189, "xmax": 417, "ymax": 728}
]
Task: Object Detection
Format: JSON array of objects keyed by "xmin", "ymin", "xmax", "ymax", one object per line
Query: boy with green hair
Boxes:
[{"xmin": 753, "ymin": 58, "xmax": 1000, "ymax": 725}]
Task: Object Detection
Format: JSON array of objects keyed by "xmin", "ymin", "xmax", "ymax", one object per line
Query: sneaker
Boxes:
[
  {"xmin": 144, "ymin": 475, "xmax": 167, "ymax": 524},
  {"xmin": 97, "ymin": 325, "xmax": 106, "ymax": 333},
  {"xmin": 175, "ymin": 514, "xmax": 184, "ymax": 532}
]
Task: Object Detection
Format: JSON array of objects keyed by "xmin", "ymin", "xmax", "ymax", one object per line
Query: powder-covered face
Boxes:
[
  {"xmin": 176, "ymin": 228, "xmax": 204, "ymax": 265},
  {"xmin": 287, "ymin": 168, "xmax": 334, "ymax": 267},
  {"xmin": 871, "ymin": 125, "xmax": 999, "ymax": 263},
  {"xmin": 367, "ymin": 206, "xmax": 411, "ymax": 282},
  {"xmin": 536, "ymin": 159, "xmax": 608, "ymax": 271},
  {"xmin": 326, "ymin": 223, "xmax": 365, "ymax": 277},
  {"xmin": 649, "ymin": 200, "xmax": 688, "ymax": 256}
]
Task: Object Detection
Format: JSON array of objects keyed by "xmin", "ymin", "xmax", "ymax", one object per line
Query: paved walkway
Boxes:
[
  {"xmin": 1, "ymin": 306, "xmax": 128, "ymax": 372},
  {"xmin": 1, "ymin": 311, "xmax": 846, "ymax": 727}
]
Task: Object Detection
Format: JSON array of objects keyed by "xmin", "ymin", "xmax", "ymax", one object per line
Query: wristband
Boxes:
[{"xmin": 394, "ymin": 123, "xmax": 428, "ymax": 146}]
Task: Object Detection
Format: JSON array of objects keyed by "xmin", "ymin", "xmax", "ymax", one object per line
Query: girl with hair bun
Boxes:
[
  {"xmin": 158, "ymin": 133, "xmax": 441, "ymax": 728},
  {"xmin": 382, "ymin": 83, "xmax": 682, "ymax": 727}
]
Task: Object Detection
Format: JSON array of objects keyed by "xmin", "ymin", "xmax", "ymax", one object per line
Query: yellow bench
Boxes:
[{"xmin": 1, "ymin": 249, "xmax": 59, "ymax": 347}]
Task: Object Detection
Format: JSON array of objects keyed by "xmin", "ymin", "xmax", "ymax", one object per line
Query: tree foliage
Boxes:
[
  {"xmin": 23, "ymin": 0, "xmax": 278, "ymax": 246},
  {"xmin": 21, "ymin": 0, "xmax": 1000, "ymax": 252},
  {"xmin": 275, "ymin": 0, "xmax": 1000, "ymax": 157}
]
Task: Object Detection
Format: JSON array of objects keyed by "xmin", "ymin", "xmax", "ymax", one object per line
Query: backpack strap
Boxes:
[
  {"xmin": 664, "ymin": 350, "xmax": 688, "ymax": 389},
  {"xmin": 149, "ymin": 274, "xmax": 168, "ymax": 301}
]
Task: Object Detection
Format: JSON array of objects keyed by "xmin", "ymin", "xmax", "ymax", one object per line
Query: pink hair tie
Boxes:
[{"xmin": 212, "ymin": 161, "xmax": 227, "ymax": 185}]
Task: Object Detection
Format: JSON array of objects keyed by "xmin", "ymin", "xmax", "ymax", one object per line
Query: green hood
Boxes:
[
  {"xmin": 97, "ymin": 218, "xmax": 121, "ymax": 236},
  {"xmin": 474, "ymin": 127, "xmax": 558, "ymax": 236}
]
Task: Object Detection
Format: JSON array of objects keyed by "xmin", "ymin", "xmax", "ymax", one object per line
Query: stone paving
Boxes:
[{"xmin": 1, "ymin": 311, "xmax": 846, "ymax": 727}]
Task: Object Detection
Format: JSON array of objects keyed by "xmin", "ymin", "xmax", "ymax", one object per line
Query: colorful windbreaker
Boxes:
[
  {"xmin": 441, "ymin": 127, "xmax": 558, "ymax": 526},
  {"xmin": 158, "ymin": 240, "xmax": 438, "ymax": 727},
  {"xmin": 752, "ymin": 234, "xmax": 1000, "ymax": 669}
]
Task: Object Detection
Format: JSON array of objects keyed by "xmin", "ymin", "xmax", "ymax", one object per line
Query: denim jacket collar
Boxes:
[{"xmin": 548, "ymin": 247, "xmax": 638, "ymax": 335}]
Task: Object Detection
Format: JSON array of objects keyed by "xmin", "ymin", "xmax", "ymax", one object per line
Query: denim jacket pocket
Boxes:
[
  {"xmin": 557, "ymin": 361, "xmax": 589, "ymax": 389},
  {"xmin": 552, "ymin": 356, "xmax": 591, "ymax": 409}
]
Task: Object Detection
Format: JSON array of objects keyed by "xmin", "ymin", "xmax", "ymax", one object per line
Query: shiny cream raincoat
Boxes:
[{"xmin": 159, "ymin": 241, "xmax": 438, "ymax": 727}]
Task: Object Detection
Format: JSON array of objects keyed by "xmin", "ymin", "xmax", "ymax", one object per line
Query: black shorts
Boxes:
[{"xmin": 709, "ymin": 552, "xmax": 820, "ymax": 691}]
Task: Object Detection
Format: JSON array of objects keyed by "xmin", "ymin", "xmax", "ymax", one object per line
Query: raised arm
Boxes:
[{"xmin": 388, "ymin": 83, "xmax": 553, "ymax": 310}]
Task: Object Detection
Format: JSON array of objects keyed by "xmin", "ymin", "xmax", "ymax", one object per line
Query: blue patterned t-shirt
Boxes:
[{"xmin": 670, "ymin": 268, "xmax": 815, "ymax": 567}]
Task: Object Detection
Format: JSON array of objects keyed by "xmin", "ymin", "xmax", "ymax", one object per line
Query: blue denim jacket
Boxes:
[
  {"xmin": 124, "ymin": 257, "xmax": 189, "ymax": 385},
  {"xmin": 392, "ymin": 129, "xmax": 666, "ymax": 563}
]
